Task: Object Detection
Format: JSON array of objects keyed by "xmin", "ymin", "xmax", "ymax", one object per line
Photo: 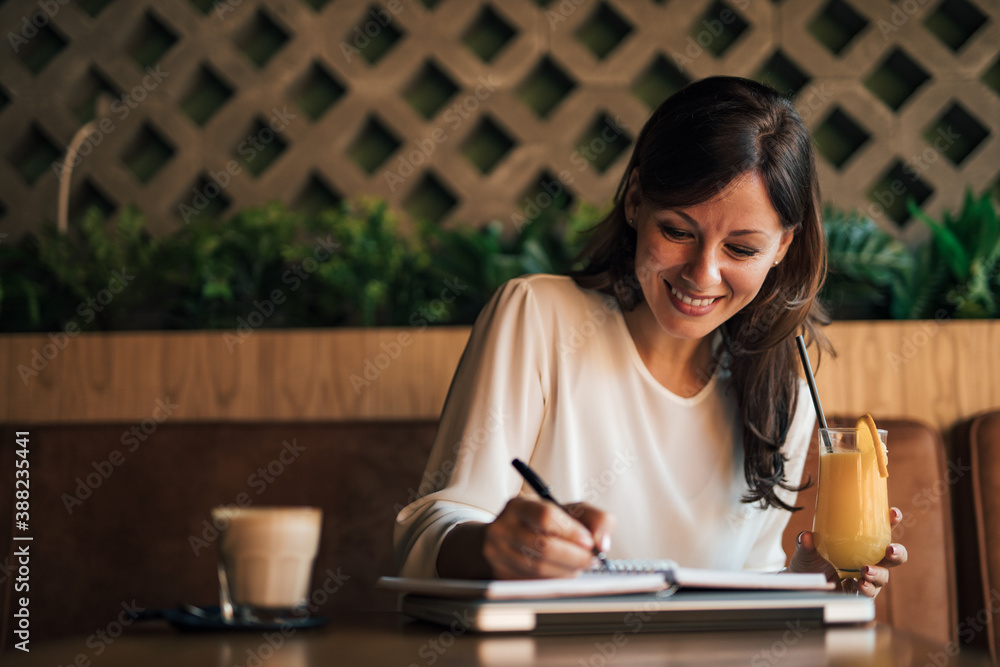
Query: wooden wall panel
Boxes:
[
  {"xmin": 1, "ymin": 321, "xmax": 998, "ymax": 431},
  {"xmin": 0, "ymin": 327, "xmax": 474, "ymax": 423},
  {"xmin": 817, "ymin": 321, "xmax": 1000, "ymax": 433},
  {"xmin": 6, "ymin": 335, "xmax": 62, "ymax": 421}
]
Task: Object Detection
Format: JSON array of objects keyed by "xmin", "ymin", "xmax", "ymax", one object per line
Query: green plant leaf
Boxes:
[
  {"xmin": 891, "ymin": 239, "xmax": 948, "ymax": 319},
  {"xmin": 907, "ymin": 199, "xmax": 970, "ymax": 282},
  {"xmin": 972, "ymin": 190, "xmax": 1000, "ymax": 264},
  {"xmin": 822, "ymin": 207, "xmax": 912, "ymax": 319}
]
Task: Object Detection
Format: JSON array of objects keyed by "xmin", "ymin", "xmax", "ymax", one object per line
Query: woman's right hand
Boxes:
[{"xmin": 483, "ymin": 497, "xmax": 615, "ymax": 579}]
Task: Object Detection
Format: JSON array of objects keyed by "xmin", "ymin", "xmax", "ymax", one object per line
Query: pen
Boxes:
[{"xmin": 511, "ymin": 458, "xmax": 612, "ymax": 572}]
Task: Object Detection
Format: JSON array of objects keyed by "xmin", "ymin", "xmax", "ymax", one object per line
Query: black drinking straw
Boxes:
[{"xmin": 795, "ymin": 334, "xmax": 834, "ymax": 454}]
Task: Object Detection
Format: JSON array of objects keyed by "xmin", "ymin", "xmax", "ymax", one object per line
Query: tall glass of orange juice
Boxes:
[{"xmin": 812, "ymin": 426, "xmax": 890, "ymax": 580}]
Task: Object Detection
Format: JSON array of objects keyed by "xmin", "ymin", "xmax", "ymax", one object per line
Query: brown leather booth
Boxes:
[
  {"xmin": 782, "ymin": 417, "xmax": 958, "ymax": 646},
  {"xmin": 0, "ymin": 415, "xmax": 981, "ymax": 651},
  {"xmin": 953, "ymin": 410, "xmax": 1000, "ymax": 663},
  {"xmin": 0, "ymin": 421, "xmax": 439, "ymax": 647}
]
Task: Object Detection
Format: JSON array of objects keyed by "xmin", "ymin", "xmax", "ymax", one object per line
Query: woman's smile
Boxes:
[{"xmin": 664, "ymin": 279, "xmax": 723, "ymax": 314}]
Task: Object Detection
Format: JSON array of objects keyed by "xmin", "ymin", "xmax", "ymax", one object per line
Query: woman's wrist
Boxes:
[{"xmin": 436, "ymin": 522, "xmax": 492, "ymax": 579}]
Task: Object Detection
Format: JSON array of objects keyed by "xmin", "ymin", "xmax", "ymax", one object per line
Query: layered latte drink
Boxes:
[{"xmin": 212, "ymin": 506, "xmax": 323, "ymax": 617}]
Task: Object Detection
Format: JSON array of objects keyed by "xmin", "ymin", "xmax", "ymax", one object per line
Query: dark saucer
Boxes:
[{"xmin": 163, "ymin": 605, "xmax": 330, "ymax": 632}]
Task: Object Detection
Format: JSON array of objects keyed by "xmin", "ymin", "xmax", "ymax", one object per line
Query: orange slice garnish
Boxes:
[{"xmin": 858, "ymin": 413, "xmax": 888, "ymax": 478}]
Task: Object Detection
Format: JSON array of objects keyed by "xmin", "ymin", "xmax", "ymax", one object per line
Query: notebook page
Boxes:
[
  {"xmin": 588, "ymin": 561, "xmax": 833, "ymax": 591},
  {"xmin": 377, "ymin": 574, "xmax": 670, "ymax": 600}
]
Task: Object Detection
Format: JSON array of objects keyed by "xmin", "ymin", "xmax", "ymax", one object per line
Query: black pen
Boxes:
[{"xmin": 511, "ymin": 458, "xmax": 612, "ymax": 572}]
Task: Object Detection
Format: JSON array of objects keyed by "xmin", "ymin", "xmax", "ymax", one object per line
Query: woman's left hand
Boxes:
[{"xmin": 788, "ymin": 507, "xmax": 908, "ymax": 598}]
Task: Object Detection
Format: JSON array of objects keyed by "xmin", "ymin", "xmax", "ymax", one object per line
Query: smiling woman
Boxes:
[
  {"xmin": 571, "ymin": 76, "xmax": 829, "ymax": 512},
  {"xmin": 394, "ymin": 77, "xmax": 907, "ymax": 599}
]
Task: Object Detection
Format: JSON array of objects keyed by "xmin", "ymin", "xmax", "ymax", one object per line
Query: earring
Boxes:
[
  {"xmin": 628, "ymin": 218, "xmax": 635, "ymax": 228},
  {"xmin": 773, "ymin": 260, "xmax": 780, "ymax": 266}
]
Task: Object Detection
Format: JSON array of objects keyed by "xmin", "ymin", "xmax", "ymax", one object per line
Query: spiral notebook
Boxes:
[{"xmin": 378, "ymin": 559, "xmax": 833, "ymax": 601}]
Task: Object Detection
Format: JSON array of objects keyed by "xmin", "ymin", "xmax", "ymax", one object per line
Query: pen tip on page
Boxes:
[{"xmin": 595, "ymin": 551, "xmax": 612, "ymax": 572}]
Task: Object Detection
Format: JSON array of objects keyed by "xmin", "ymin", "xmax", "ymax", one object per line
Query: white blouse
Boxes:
[{"xmin": 394, "ymin": 274, "xmax": 814, "ymax": 578}]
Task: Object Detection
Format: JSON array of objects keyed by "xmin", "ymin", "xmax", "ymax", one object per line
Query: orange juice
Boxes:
[{"xmin": 813, "ymin": 445, "xmax": 890, "ymax": 578}]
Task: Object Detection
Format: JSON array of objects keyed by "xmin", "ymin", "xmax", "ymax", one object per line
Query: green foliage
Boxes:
[
  {"xmin": 0, "ymin": 233, "xmax": 71, "ymax": 332},
  {"xmin": 891, "ymin": 240, "xmax": 951, "ymax": 321},
  {"xmin": 563, "ymin": 202, "xmax": 607, "ymax": 262},
  {"xmin": 165, "ymin": 199, "xmax": 446, "ymax": 329},
  {"xmin": 298, "ymin": 199, "xmax": 437, "ymax": 327},
  {"xmin": 3, "ymin": 191, "xmax": 997, "ymax": 333},
  {"xmin": 167, "ymin": 202, "xmax": 310, "ymax": 329},
  {"xmin": 821, "ymin": 207, "xmax": 913, "ymax": 319},
  {"xmin": 0, "ymin": 208, "xmax": 163, "ymax": 331},
  {"xmin": 905, "ymin": 190, "xmax": 1000, "ymax": 319},
  {"xmin": 822, "ymin": 192, "xmax": 1000, "ymax": 320},
  {"xmin": 419, "ymin": 197, "xmax": 609, "ymax": 323}
]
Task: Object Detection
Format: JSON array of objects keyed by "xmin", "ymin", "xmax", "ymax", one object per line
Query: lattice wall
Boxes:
[{"xmin": 0, "ymin": 0, "xmax": 997, "ymax": 242}]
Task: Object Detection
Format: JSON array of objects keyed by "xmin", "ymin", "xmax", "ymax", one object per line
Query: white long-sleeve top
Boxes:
[{"xmin": 394, "ymin": 274, "xmax": 814, "ymax": 578}]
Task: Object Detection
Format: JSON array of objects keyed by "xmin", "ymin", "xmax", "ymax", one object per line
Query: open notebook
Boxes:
[{"xmin": 378, "ymin": 559, "xmax": 834, "ymax": 601}]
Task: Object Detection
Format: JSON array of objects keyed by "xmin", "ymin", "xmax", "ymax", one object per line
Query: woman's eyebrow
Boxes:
[{"xmin": 661, "ymin": 209, "xmax": 767, "ymax": 237}]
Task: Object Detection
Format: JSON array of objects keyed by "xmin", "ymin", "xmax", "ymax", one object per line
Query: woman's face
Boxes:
[{"xmin": 625, "ymin": 171, "xmax": 794, "ymax": 343}]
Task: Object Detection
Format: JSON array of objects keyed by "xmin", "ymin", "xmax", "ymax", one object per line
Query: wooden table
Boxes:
[{"xmin": 4, "ymin": 613, "xmax": 993, "ymax": 666}]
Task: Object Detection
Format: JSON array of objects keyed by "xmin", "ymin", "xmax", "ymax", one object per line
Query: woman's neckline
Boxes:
[{"xmin": 614, "ymin": 306, "xmax": 722, "ymax": 405}]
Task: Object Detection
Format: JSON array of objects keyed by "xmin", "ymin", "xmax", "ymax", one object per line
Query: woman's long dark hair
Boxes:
[{"xmin": 569, "ymin": 76, "xmax": 831, "ymax": 512}]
